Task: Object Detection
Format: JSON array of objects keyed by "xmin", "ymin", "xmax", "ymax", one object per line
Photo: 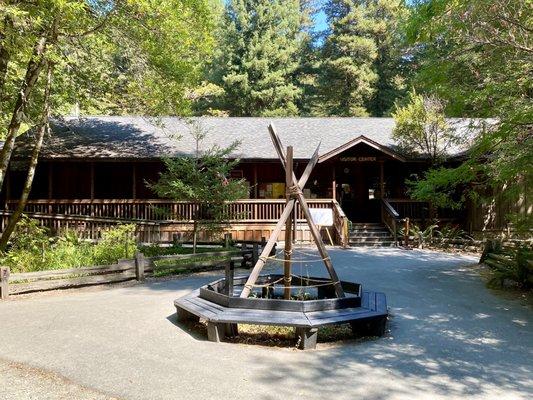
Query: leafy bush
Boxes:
[
  {"xmin": 398, "ymin": 222, "xmax": 438, "ymax": 248},
  {"xmin": 434, "ymin": 224, "xmax": 473, "ymax": 242},
  {"xmin": 486, "ymin": 245, "xmax": 533, "ymax": 289},
  {"xmin": 0, "ymin": 218, "xmax": 137, "ymax": 273}
]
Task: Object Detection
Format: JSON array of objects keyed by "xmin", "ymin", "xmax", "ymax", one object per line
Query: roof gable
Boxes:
[{"xmin": 318, "ymin": 135, "xmax": 406, "ymax": 163}]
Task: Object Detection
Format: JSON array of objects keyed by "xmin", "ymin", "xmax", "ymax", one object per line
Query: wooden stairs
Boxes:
[{"xmin": 349, "ymin": 223, "xmax": 396, "ymax": 247}]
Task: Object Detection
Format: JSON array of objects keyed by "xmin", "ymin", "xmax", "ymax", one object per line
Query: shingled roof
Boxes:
[{"xmin": 12, "ymin": 116, "xmax": 483, "ymax": 161}]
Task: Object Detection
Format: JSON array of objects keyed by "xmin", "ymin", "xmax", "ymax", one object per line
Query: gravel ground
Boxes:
[{"xmin": 0, "ymin": 247, "xmax": 531, "ymax": 400}]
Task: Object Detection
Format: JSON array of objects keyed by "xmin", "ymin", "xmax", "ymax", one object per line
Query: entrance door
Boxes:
[{"xmin": 338, "ymin": 163, "xmax": 381, "ymax": 223}]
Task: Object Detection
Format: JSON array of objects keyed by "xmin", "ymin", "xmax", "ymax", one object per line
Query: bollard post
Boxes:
[
  {"xmin": 135, "ymin": 252, "xmax": 145, "ymax": 281},
  {"xmin": 0, "ymin": 267, "xmax": 9, "ymax": 300},
  {"xmin": 241, "ymin": 243, "xmax": 248, "ymax": 268},
  {"xmin": 225, "ymin": 260, "xmax": 235, "ymax": 296},
  {"xmin": 224, "ymin": 233, "xmax": 232, "ymax": 249},
  {"xmin": 404, "ymin": 218, "xmax": 410, "ymax": 247},
  {"xmin": 252, "ymin": 242, "xmax": 259, "ymax": 265}
]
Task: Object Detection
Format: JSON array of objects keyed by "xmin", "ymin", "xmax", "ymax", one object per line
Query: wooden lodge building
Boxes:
[{"xmin": 1, "ymin": 116, "xmax": 505, "ymax": 245}]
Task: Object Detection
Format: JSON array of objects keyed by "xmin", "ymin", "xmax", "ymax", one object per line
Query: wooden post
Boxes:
[
  {"xmin": 283, "ymin": 146, "xmax": 294, "ymax": 300},
  {"xmin": 0, "ymin": 267, "xmax": 9, "ymax": 300},
  {"xmin": 252, "ymin": 242, "xmax": 259, "ymax": 265},
  {"xmin": 135, "ymin": 252, "xmax": 145, "ymax": 281},
  {"xmin": 90, "ymin": 162, "xmax": 95, "ymax": 200},
  {"xmin": 132, "ymin": 164, "xmax": 137, "ymax": 199},
  {"xmin": 379, "ymin": 161, "xmax": 384, "ymax": 199},
  {"xmin": 332, "ymin": 167, "xmax": 336, "ymax": 200},
  {"xmin": 253, "ymin": 164, "xmax": 258, "ymax": 198},
  {"xmin": 225, "ymin": 260, "xmax": 235, "ymax": 296},
  {"xmin": 47, "ymin": 163, "xmax": 53, "ymax": 200},
  {"xmin": 241, "ymin": 243, "xmax": 248, "ymax": 268},
  {"xmin": 404, "ymin": 218, "xmax": 410, "ymax": 247},
  {"xmin": 240, "ymin": 199, "xmax": 296, "ymax": 298},
  {"xmin": 224, "ymin": 233, "xmax": 232, "ymax": 248}
]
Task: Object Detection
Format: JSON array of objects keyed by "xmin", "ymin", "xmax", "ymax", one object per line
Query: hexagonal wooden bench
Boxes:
[{"xmin": 175, "ymin": 289, "xmax": 387, "ymax": 350}]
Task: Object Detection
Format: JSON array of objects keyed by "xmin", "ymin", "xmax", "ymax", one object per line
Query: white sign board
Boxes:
[{"xmin": 309, "ymin": 208, "xmax": 333, "ymax": 227}]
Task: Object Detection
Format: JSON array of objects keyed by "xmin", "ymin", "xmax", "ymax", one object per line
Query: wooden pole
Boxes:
[
  {"xmin": 240, "ymin": 199, "xmax": 296, "ymax": 298},
  {"xmin": 90, "ymin": 162, "xmax": 95, "ymax": 200},
  {"xmin": 295, "ymin": 190, "xmax": 345, "ymax": 298},
  {"xmin": 379, "ymin": 161, "xmax": 384, "ymax": 199},
  {"xmin": 0, "ymin": 267, "xmax": 9, "ymax": 300},
  {"xmin": 332, "ymin": 167, "xmax": 336, "ymax": 200},
  {"xmin": 47, "ymin": 163, "xmax": 53, "ymax": 199},
  {"xmin": 135, "ymin": 252, "xmax": 145, "ymax": 281},
  {"xmin": 283, "ymin": 146, "xmax": 294, "ymax": 299},
  {"xmin": 225, "ymin": 260, "xmax": 235, "ymax": 296},
  {"xmin": 132, "ymin": 164, "xmax": 137, "ymax": 199},
  {"xmin": 253, "ymin": 164, "xmax": 258, "ymax": 198}
]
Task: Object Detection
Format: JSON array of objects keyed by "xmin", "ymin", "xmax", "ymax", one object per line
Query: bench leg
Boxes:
[
  {"xmin": 176, "ymin": 307, "xmax": 200, "ymax": 322},
  {"xmin": 207, "ymin": 322, "xmax": 226, "ymax": 343},
  {"xmin": 350, "ymin": 317, "xmax": 387, "ymax": 337},
  {"xmin": 296, "ymin": 328, "xmax": 318, "ymax": 350},
  {"xmin": 224, "ymin": 323, "xmax": 238, "ymax": 337}
]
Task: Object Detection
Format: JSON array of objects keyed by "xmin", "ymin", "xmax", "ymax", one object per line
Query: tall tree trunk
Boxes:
[
  {"xmin": 0, "ymin": 16, "xmax": 13, "ymax": 103},
  {"xmin": 0, "ymin": 16, "xmax": 57, "ymax": 191},
  {"xmin": 0, "ymin": 63, "xmax": 53, "ymax": 251}
]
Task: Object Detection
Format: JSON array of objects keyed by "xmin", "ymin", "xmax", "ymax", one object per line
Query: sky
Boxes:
[{"xmin": 314, "ymin": 8, "xmax": 328, "ymax": 34}]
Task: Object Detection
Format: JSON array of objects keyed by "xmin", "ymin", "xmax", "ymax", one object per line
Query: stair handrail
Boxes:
[
  {"xmin": 381, "ymin": 198, "xmax": 400, "ymax": 245},
  {"xmin": 332, "ymin": 200, "xmax": 349, "ymax": 247}
]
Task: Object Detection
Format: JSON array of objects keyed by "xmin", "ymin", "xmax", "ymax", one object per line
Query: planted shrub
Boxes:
[{"xmin": 0, "ymin": 218, "xmax": 137, "ymax": 273}]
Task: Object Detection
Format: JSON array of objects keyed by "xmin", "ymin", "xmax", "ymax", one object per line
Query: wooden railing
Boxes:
[
  {"xmin": 2, "ymin": 199, "xmax": 347, "ymax": 245},
  {"xmin": 332, "ymin": 200, "xmax": 349, "ymax": 247},
  {"xmin": 4, "ymin": 199, "xmax": 334, "ymax": 223},
  {"xmin": 385, "ymin": 199, "xmax": 431, "ymax": 221},
  {"xmin": 380, "ymin": 198, "xmax": 432, "ymax": 246},
  {"xmin": 381, "ymin": 199, "xmax": 400, "ymax": 245}
]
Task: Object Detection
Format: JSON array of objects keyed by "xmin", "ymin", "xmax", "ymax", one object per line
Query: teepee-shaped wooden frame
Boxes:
[{"xmin": 240, "ymin": 124, "xmax": 345, "ymax": 299}]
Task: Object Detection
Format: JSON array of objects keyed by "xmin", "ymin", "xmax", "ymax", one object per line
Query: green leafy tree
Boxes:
[
  {"xmin": 321, "ymin": 0, "xmax": 378, "ymax": 116},
  {"xmin": 205, "ymin": 0, "xmax": 303, "ymax": 116},
  {"xmin": 365, "ymin": 0, "xmax": 409, "ymax": 116},
  {"xmin": 392, "ymin": 90, "xmax": 462, "ymax": 164},
  {"xmin": 0, "ymin": 0, "xmax": 216, "ymax": 247},
  {"xmin": 405, "ymin": 0, "xmax": 532, "ymax": 227},
  {"xmin": 151, "ymin": 120, "xmax": 248, "ymax": 252},
  {"xmin": 321, "ymin": 0, "xmax": 408, "ymax": 116}
]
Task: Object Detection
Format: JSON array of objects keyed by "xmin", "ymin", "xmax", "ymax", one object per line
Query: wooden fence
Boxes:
[{"xmin": 0, "ymin": 246, "xmax": 258, "ymax": 299}]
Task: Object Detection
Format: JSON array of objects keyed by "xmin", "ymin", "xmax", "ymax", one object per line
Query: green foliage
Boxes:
[
  {"xmin": 0, "ymin": 0, "xmax": 217, "ymax": 135},
  {"xmin": 204, "ymin": 0, "xmax": 303, "ymax": 116},
  {"xmin": 320, "ymin": 0, "xmax": 408, "ymax": 116},
  {"xmin": 151, "ymin": 120, "xmax": 248, "ymax": 241},
  {"xmin": 434, "ymin": 224, "xmax": 473, "ymax": 242},
  {"xmin": 392, "ymin": 90, "xmax": 462, "ymax": 163},
  {"xmin": 486, "ymin": 245, "xmax": 533, "ymax": 290},
  {"xmin": 405, "ymin": 0, "xmax": 532, "ymax": 227},
  {"xmin": 0, "ymin": 218, "xmax": 137, "ymax": 273},
  {"xmin": 406, "ymin": 163, "xmax": 479, "ymax": 209},
  {"xmin": 399, "ymin": 221, "xmax": 438, "ymax": 248}
]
